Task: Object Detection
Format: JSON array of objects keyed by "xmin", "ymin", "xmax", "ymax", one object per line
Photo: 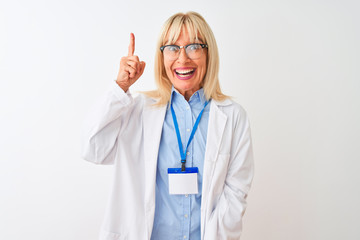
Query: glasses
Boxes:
[{"xmin": 160, "ymin": 43, "xmax": 208, "ymax": 60}]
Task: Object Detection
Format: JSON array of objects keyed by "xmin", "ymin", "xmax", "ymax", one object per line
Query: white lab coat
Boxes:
[{"xmin": 82, "ymin": 82, "xmax": 254, "ymax": 240}]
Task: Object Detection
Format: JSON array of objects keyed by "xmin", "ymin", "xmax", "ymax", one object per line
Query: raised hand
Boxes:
[{"xmin": 116, "ymin": 33, "xmax": 146, "ymax": 92}]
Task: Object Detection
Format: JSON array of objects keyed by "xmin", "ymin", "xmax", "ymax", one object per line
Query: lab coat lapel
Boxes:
[
  {"xmin": 142, "ymin": 102, "xmax": 166, "ymax": 237},
  {"xmin": 201, "ymin": 99, "xmax": 228, "ymax": 239}
]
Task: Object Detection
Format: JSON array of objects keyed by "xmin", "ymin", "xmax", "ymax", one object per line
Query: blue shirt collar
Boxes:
[{"xmin": 170, "ymin": 86, "xmax": 207, "ymax": 106}]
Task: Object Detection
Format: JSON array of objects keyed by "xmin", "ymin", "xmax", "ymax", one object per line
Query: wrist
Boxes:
[{"xmin": 115, "ymin": 80, "xmax": 129, "ymax": 93}]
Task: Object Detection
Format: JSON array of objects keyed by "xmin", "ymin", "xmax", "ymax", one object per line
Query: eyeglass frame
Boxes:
[{"xmin": 160, "ymin": 43, "xmax": 208, "ymax": 60}]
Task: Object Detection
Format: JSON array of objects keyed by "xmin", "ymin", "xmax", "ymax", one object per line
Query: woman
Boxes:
[{"xmin": 82, "ymin": 11, "xmax": 254, "ymax": 240}]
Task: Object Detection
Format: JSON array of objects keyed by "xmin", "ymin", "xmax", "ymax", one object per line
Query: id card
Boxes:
[{"xmin": 168, "ymin": 167, "xmax": 198, "ymax": 195}]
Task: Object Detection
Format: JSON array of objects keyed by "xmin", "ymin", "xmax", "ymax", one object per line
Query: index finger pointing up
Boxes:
[{"xmin": 128, "ymin": 33, "xmax": 135, "ymax": 56}]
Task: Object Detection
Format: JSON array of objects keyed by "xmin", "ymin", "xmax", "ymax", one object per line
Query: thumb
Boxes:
[{"xmin": 139, "ymin": 61, "xmax": 146, "ymax": 75}]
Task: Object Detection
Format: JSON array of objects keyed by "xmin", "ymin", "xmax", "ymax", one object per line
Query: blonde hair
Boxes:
[{"xmin": 144, "ymin": 11, "xmax": 228, "ymax": 105}]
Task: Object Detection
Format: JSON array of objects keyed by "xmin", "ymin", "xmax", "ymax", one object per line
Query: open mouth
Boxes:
[{"xmin": 174, "ymin": 68, "xmax": 196, "ymax": 80}]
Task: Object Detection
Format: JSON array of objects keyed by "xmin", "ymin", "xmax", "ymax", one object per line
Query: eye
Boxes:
[
  {"xmin": 167, "ymin": 46, "xmax": 179, "ymax": 52},
  {"xmin": 188, "ymin": 44, "xmax": 201, "ymax": 51}
]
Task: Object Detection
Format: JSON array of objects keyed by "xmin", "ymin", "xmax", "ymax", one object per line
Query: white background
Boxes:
[{"xmin": 1, "ymin": 0, "xmax": 359, "ymax": 239}]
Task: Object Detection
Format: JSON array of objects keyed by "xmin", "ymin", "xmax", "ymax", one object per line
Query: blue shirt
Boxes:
[{"xmin": 150, "ymin": 87, "xmax": 210, "ymax": 240}]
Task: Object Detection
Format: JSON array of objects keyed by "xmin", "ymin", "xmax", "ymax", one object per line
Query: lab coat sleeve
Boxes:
[
  {"xmin": 81, "ymin": 81, "xmax": 135, "ymax": 165},
  {"xmin": 207, "ymin": 109, "xmax": 254, "ymax": 240}
]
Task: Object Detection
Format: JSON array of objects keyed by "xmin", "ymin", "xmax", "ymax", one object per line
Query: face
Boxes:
[{"xmin": 163, "ymin": 28, "xmax": 207, "ymax": 100}]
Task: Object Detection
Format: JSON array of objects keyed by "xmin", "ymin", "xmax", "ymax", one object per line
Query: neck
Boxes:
[{"xmin": 177, "ymin": 88, "xmax": 200, "ymax": 101}]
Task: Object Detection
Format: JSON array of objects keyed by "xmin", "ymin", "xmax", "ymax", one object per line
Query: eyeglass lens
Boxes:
[{"xmin": 163, "ymin": 44, "xmax": 204, "ymax": 60}]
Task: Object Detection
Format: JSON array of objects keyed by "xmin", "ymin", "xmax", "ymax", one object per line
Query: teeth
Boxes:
[{"xmin": 175, "ymin": 69, "xmax": 194, "ymax": 74}]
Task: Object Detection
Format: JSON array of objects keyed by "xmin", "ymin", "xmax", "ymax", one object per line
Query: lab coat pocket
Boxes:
[{"xmin": 208, "ymin": 154, "xmax": 230, "ymax": 219}]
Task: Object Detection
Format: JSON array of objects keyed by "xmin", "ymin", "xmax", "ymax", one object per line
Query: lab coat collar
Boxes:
[{"xmin": 212, "ymin": 97, "xmax": 232, "ymax": 106}]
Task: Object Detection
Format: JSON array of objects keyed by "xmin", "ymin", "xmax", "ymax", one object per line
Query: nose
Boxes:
[{"xmin": 177, "ymin": 48, "xmax": 190, "ymax": 62}]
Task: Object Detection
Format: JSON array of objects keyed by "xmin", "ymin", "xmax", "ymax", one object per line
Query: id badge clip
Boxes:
[{"xmin": 168, "ymin": 167, "xmax": 198, "ymax": 195}]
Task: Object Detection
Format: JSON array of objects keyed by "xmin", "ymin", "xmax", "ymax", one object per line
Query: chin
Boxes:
[{"xmin": 173, "ymin": 81, "xmax": 198, "ymax": 92}]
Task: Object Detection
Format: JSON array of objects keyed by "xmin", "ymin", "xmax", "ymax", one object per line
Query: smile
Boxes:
[{"xmin": 174, "ymin": 68, "xmax": 196, "ymax": 80}]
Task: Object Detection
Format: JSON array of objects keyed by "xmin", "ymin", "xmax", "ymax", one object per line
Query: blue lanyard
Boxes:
[{"xmin": 170, "ymin": 100, "xmax": 209, "ymax": 171}]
